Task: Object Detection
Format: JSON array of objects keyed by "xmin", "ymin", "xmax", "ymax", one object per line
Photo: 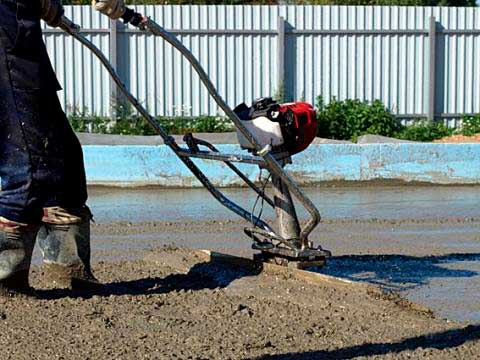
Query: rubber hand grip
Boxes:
[{"xmin": 121, "ymin": 8, "xmax": 144, "ymax": 27}]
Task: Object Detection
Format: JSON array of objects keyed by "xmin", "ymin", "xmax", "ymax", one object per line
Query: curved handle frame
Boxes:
[{"xmin": 59, "ymin": 12, "xmax": 321, "ymax": 249}]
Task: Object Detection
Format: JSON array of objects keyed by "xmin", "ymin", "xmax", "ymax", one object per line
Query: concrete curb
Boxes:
[{"xmin": 83, "ymin": 143, "xmax": 480, "ymax": 186}]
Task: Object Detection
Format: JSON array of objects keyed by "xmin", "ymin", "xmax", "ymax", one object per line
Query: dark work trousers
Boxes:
[{"xmin": 0, "ymin": 1, "xmax": 88, "ymax": 224}]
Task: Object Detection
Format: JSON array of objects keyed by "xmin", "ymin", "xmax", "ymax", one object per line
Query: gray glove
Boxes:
[
  {"xmin": 40, "ymin": 0, "xmax": 64, "ymax": 28},
  {"xmin": 93, "ymin": 0, "xmax": 126, "ymax": 20}
]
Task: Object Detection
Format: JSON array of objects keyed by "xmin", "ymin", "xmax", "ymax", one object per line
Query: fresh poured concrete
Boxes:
[{"xmin": 54, "ymin": 185, "xmax": 480, "ymax": 323}]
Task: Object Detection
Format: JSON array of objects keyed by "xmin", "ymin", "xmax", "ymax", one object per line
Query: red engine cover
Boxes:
[{"xmin": 278, "ymin": 102, "xmax": 317, "ymax": 155}]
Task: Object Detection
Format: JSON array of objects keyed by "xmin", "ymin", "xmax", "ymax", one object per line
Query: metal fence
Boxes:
[{"xmin": 43, "ymin": 6, "xmax": 480, "ymax": 124}]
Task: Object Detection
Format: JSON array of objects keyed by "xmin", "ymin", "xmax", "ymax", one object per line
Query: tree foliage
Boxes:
[{"xmin": 394, "ymin": 120, "xmax": 454, "ymax": 141}]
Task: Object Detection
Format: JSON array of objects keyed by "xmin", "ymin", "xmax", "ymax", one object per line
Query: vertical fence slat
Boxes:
[
  {"xmin": 109, "ymin": 19, "xmax": 118, "ymax": 117},
  {"xmin": 428, "ymin": 16, "xmax": 437, "ymax": 121},
  {"xmin": 277, "ymin": 16, "xmax": 286, "ymax": 100}
]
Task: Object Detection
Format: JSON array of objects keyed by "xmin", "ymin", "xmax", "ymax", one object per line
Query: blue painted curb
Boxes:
[{"xmin": 83, "ymin": 143, "xmax": 480, "ymax": 186}]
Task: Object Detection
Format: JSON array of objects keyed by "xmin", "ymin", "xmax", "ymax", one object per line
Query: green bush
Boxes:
[
  {"xmin": 68, "ymin": 112, "xmax": 111, "ymax": 133},
  {"xmin": 460, "ymin": 114, "xmax": 480, "ymax": 136},
  {"xmin": 69, "ymin": 100, "xmax": 478, "ymax": 142},
  {"xmin": 394, "ymin": 120, "xmax": 454, "ymax": 142},
  {"xmin": 316, "ymin": 96, "xmax": 402, "ymax": 141},
  {"xmin": 68, "ymin": 113, "xmax": 234, "ymax": 135}
]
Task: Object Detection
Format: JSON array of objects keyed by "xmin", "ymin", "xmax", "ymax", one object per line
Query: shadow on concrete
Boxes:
[
  {"xmin": 258, "ymin": 324, "xmax": 480, "ymax": 359},
  {"xmin": 37, "ymin": 260, "xmax": 261, "ymax": 300},
  {"xmin": 37, "ymin": 253, "xmax": 480, "ymax": 299},
  {"xmin": 319, "ymin": 253, "xmax": 480, "ymax": 291}
]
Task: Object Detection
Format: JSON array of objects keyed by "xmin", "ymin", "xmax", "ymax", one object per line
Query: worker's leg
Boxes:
[
  {"xmin": 0, "ymin": 2, "xmax": 50, "ymax": 295},
  {"xmin": 0, "ymin": 1, "xmax": 64, "ymax": 224},
  {"xmin": 1, "ymin": 2, "xmax": 94, "ymax": 291},
  {"xmin": 0, "ymin": 2, "xmax": 49, "ymax": 225},
  {"xmin": 35, "ymin": 93, "xmax": 97, "ymax": 290},
  {"xmin": 35, "ymin": 89, "xmax": 97, "ymax": 290}
]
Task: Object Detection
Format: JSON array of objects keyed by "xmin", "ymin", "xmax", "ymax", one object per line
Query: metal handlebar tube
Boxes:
[
  {"xmin": 58, "ymin": 16, "xmax": 275, "ymax": 237},
  {"xmin": 183, "ymin": 134, "xmax": 275, "ymax": 209},
  {"xmin": 123, "ymin": 12, "xmax": 321, "ymax": 245},
  {"xmin": 176, "ymin": 149, "xmax": 266, "ymax": 165},
  {"xmin": 271, "ymin": 174, "xmax": 301, "ymax": 245},
  {"xmin": 60, "ymin": 10, "xmax": 325, "ymax": 264}
]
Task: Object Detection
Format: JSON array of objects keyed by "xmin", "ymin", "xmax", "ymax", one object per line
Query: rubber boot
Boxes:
[
  {"xmin": 37, "ymin": 206, "xmax": 100, "ymax": 290},
  {"xmin": 0, "ymin": 218, "xmax": 37, "ymax": 298}
]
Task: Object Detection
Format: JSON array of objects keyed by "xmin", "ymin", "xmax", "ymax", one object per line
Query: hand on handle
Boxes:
[
  {"xmin": 40, "ymin": 0, "xmax": 64, "ymax": 27},
  {"xmin": 92, "ymin": 0, "xmax": 126, "ymax": 20},
  {"xmin": 92, "ymin": 1, "xmax": 145, "ymax": 27}
]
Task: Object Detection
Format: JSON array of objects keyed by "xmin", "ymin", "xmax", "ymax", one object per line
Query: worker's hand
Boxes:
[
  {"xmin": 92, "ymin": 0, "xmax": 126, "ymax": 20},
  {"xmin": 40, "ymin": 0, "xmax": 64, "ymax": 28}
]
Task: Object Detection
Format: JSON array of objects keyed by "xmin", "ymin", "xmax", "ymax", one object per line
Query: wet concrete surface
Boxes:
[
  {"xmin": 87, "ymin": 185, "xmax": 480, "ymax": 223},
  {"xmin": 34, "ymin": 185, "xmax": 480, "ymax": 323}
]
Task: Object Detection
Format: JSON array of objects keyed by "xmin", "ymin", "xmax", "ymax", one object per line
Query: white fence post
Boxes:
[
  {"xmin": 428, "ymin": 16, "xmax": 437, "ymax": 122},
  {"xmin": 277, "ymin": 16, "xmax": 286, "ymax": 101},
  {"xmin": 109, "ymin": 19, "xmax": 122, "ymax": 119}
]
